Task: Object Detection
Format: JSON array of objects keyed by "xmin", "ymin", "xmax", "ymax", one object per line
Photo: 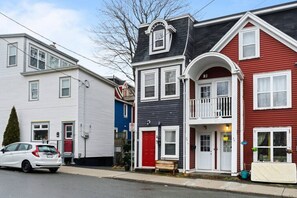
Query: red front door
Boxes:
[
  {"xmin": 190, "ymin": 128, "xmax": 196, "ymax": 169},
  {"xmin": 142, "ymin": 131, "xmax": 155, "ymax": 167},
  {"xmin": 64, "ymin": 124, "xmax": 73, "ymax": 153}
]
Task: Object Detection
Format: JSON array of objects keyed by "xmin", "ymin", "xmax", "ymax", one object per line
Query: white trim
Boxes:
[
  {"xmin": 194, "ymin": 2, "xmax": 297, "ymax": 27},
  {"xmin": 134, "ymin": 68, "xmax": 138, "ymax": 169},
  {"xmin": 139, "ymin": 14, "xmax": 194, "ymax": 28},
  {"xmin": 231, "ymin": 74, "xmax": 238, "ymax": 175},
  {"xmin": 123, "ymin": 104, "xmax": 128, "ymax": 118},
  {"xmin": 185, "ymin": 79, "xmax": 190, "ymax": 171},
  {"xmin": 140, "ymin": 69, "xmax": 159, "ymax": 102},
  {"xmin": 139, "ymin": 127, "xmax": 158, "ymax": 168},
  {"xmin": 29, "ymin": 80, "xmax": 39, "ymax": 101},
  {"xmin": 132, "ymin": 55, "xmax": 185, "ymax": 67},
  {"xmin": 253, "ymin": 127, "xmax": 292, "ymax": 163},
  {"xmin": 239, "ymin": 27, "xmax": 260, "ymax": 60},
  {"xmin": 161, "ymin": 65, "xmax": 180, "ymax": 100},
  {"xmin": 240, "ymin": 80, "xmax": 244, "ymax": 171},
  {"xmin": 211, "ymin": 12, "xmax": 297, "ymax": 53},
  {"xmin": 253, "ymin": 70, "xmax": 292, "ymax": 110},
  {"xmin": 161, "ymin": 125, "xmax": 179, "ymax": 159}
]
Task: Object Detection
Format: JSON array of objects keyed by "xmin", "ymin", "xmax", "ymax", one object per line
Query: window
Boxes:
[
  {"xmin": 153, "ymin": 29, "xmax": 165, "ymax": 50},
  {"xmin": 146, "ymin": 20, "xmax": 175, "ymax": 55},
  {"xmin": 141, "ymin": 69, "xmax": 158, "ymax": 101},
  {"xmin": 32, "ymin": 123, "xmax": 49, "ymax": 141},
  {"xmin": 60, "ymin": 77, "xmax": 71, "ymax": 98},
  {"xmin": 161, "ymin": 126, "xmax": 179, "ymax": 159},
  {"xmin": 239, "ymin": 27, "xmax": 259, "ymax": 60},
  {"xmin": 65, "ymin": 125, "xmax": 73, "ymax": 139},
  {"xmin": 216, "ymin": 81, "xmax": 229, "ymax": 97},
  {"xmin": 29, "ymin": 81, "xmax": 39, "ymax": 101},
  {"xmin": 5, "ymin": 143, "xmax": 19, "ymax": 152},
  {"xmin": 254, "ymin": 71, "xmax": 291, "ymax": 110},
  {"xmin": 17, "ymin": 144, "xmax": 32, "ymax": 151},
  {"xmin": 8, "ymin": 43, "xmax": 17, "ymax": 66},
  {"xmin": 253, "ymin": 127, "xmax": 291, "ymax": 162},
  {"xmin": 123, "ymin": 104, "xmax": 128, "ymax": 118},
  {"xmin": 48, "ymin": 54, "xmax": 60, "ymax": 68},
  {"xmin": 161, "ymin": 66, "xmax": 180, "ymax": 99},
  {"xmin": 61, "ymin": 60, "xmax": 72, "ymax": 67},
  {"xmin": 30, "ymin": 46, "xmax": 46, "ymax": 70}
]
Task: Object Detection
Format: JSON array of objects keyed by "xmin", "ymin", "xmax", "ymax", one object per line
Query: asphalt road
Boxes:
[{"xmin": 0, "ymin": 168, "xmax": 272, "ymax": 198}]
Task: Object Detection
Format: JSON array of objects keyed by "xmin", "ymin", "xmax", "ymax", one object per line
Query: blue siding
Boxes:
[{"xmin": 115, "ymin": 100, "xmax": 133, "ymax": 140}]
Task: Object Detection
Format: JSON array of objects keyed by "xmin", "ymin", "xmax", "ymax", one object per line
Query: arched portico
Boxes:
[{"xmin": 183, "ymin": 52, "xmax": 244, "ymax": 176}]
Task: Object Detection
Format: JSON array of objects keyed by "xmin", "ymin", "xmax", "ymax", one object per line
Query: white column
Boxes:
[
  {"xmin": 240, "ymin": 80, "xmax": 244, "ymax": 171},
  {"xmin": 185, "ymin": 79, "xmax": 190, "ymax": 171},
  {"xmin": 134, "ymin": 68, "xmax": 138, "ymax": 169},
  {"xmin": 231, "ymin": 74, "xmax": 238, "ymax": 176}
]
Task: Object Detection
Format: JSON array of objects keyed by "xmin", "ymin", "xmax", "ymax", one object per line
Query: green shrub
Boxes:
[{"xmin": 2, "ymin": 106, "xmax": 20, "ymax": 146}]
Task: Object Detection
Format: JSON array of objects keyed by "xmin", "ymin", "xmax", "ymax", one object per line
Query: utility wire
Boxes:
[
  {"xmin": 0, "ymin": 36, "xmax": 88, "ymax": 86},
  {"xmin": 192, "ymin": 0, "xmax": 216, "ymax": 17},
  {"xmin": 0, "ymin": 11, "xmax": 126, "ymax": 75}
]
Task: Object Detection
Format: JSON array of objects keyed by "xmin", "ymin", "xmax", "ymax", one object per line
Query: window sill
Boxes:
[
  {"xmin": 161, "ymin": 95, "xmax": 180, "ymax": 101},
  {"xmin": 161, "ymin": 156, "xmax": 179, "ymax": 160},
  {"xmin": 140, "ymin": 98, "xmax": 158, "ymax": 103},
  {"xmin": 254, "ymin": 106, "xmax": 292, "ymax": 110},
  {"xmin": 239, "ymin": 56, "xmax": 260, "ymax": 61}
]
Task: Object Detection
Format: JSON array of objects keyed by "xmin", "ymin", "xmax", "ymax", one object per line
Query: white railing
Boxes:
[{"xmin": 190, "ymin": 97, "xmax": 232, "ymax": 119}]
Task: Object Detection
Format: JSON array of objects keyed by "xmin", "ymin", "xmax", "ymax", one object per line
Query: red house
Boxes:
[{"xmin": 132, "ymin": 2, "xmax": 297, "ymax": 177}]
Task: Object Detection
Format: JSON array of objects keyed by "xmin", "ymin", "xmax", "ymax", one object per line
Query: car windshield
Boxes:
[{"xmin": 37, "ymin": 145, "xmax": 57, "ymax": 154}]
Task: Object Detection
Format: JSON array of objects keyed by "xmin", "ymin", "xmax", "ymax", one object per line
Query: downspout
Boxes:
[{"xmin": 182, "ymin": 17, "xmax": 191, "ymax": 174}]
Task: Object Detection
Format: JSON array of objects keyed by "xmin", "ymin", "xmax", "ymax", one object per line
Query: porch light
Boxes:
[{"xmin": 225, "ymin": 124, "xmax": 230, "ymax": 132}]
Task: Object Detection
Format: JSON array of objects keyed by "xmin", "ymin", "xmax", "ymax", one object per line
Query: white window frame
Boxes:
[
  {"xmin": 32, "ymin": 122, "xmax": 49, "ymax": 141},
  {"xmin": 253, "ymin": 127, "xmax": 292, "ymax": 163},
  {"xmin": 123, "ymin": 104, "xmax": 128, "ymax": 118},
  {"xmin": 29, "ymin": 80, "xmax": 39, "ymax": 101},
  {"xmin": 29, "ymin": 45, "xmax": 46, "ymax": 70},
  {"xmin": 7, "ymin": 43, "xmax": 17, "ymax": 67},
  {"xmin": 141, "ymin": 69, "xmax": 158, "ymax": 102},
  {"xmin": 253, "ymin": 70, "xmax": 291, "ymax": 110},
  {"xmin": 239, "ymin": 27, "xmax": 260, "ymax": 60},
  {"xmin": 48, "ymin": 54, "xmax": 60, "ymax": 69},
  {"xmin": 59, "ymin": 77, "xmax": 71, "ymax": 98},
  {"xmin": 153, "ymin": 29, "xmax": 165, "ymax": 51},
  {"xmin": 161, "ymin": 126, "xmax": 179, "ymax": 159},
  {"xmin": 161, "ymin": 65, "xmax": 180, "ymax": 100}
]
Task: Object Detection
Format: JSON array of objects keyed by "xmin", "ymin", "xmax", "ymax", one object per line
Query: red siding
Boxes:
[
  {"xmin": 190, "ymin": 79, "xmax": 195, "ymax": 99},
  {"xmin": 190, "ymin": 128, "xmax": 196, "ymax": 169},
  {"xmin": 221, "ymin": 30, "xmax": 297, "ymax": 169},
  {"xmin": 199, "ymin": 66, "xmax": 231, "ymax": 80}
]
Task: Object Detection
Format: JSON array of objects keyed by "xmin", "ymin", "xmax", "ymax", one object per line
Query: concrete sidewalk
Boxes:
[{"xmin": 59, "ymin": 166, "xmax": 297, "ymax": 197}]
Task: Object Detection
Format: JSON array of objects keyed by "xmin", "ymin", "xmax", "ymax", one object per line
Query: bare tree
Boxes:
[{"xmin": 92, "ymin": 0, "xmax": 189, "ymax": 81}]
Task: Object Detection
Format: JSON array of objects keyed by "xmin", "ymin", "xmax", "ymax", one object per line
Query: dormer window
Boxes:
[
  {"xmin": 145, "ymin": 19, "xmax": 176, "ymax": 55},
  {"xmin": 153, "ymin": 29, "xmax": 165, "ymax": 50}
]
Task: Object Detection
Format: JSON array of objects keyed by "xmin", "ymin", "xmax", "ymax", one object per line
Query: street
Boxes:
[{"xmin": 0, "ymin": 168, "xmax": 273, "ymax": 198}]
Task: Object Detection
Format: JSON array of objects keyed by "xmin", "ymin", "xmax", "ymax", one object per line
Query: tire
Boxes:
[
  {"xmin": 22, "ymin": 160, "xmax": 32, "ymax": 173},
  {"xmin": 49, "ymin": 168, "xmax": 59, "ymax": 173}
]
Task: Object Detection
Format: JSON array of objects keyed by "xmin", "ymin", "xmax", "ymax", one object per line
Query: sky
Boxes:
[{"xmin": 0, "ymin": 0, "xmax": 295, "ymax": 82}]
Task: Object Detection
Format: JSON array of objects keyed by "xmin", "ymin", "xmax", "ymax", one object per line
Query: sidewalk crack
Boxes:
[{"xmin": 281, "ymin": 187, "xmax": 285, "ymax": 197}]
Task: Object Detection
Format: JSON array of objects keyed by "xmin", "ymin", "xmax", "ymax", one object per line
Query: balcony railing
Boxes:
[{"xmin": 190, "ymin": 97, "xmax": 232, "ymax": 119}]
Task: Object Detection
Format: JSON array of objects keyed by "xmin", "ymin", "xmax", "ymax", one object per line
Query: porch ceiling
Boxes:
[{"xmin": 184, "ymin": 52, "xmax": 244, "ymax": 80}]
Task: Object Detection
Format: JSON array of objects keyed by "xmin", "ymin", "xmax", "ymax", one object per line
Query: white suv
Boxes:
[{"xmin": 0, "ymin": 142, "xmax": 62, "ymax": 173}]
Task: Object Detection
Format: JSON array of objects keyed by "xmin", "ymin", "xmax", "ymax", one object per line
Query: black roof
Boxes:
[{"xmin": 133, "ymin": 2, "xmax": 297, "ymax": 64}]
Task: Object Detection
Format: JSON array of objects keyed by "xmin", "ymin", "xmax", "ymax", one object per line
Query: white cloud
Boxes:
[{"xmin": 0, "ymin": 0, "xmax": 119, "ymax": 78}]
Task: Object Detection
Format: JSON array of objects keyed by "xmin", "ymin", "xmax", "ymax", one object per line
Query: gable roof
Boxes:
[{"xmin": 210, "ymin": 12, "xmax": 297, "ymax": 53}]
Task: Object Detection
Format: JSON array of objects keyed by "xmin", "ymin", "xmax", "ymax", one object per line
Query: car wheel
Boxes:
[
  {"xmin": 49, "ymin": 168, "xmax": 59, "ymax": 173},
  {"xmin": 21, "ymin": 160, "xmax": 32, "ymax": 173}
]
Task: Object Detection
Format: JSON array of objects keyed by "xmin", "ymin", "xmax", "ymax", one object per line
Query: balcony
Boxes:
[{"xmin": 189, "ymin": 97, "xmax": 232, "ymax": 119}]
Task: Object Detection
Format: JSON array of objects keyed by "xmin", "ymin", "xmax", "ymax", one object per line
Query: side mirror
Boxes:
[{"xmin": 1, "ymin": 148, "xmax": 5, "ymax": 153}]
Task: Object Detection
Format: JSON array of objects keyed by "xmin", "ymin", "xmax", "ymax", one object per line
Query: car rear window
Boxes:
[{"xmin": 37, "ymin": 145, "xmax": 57, "ymax": 154}]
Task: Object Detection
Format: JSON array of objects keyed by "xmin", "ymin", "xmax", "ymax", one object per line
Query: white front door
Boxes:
[
  {"xmin": 220, "ymin": 133, "xmax": 232, "ymax": 171},
  {"xmin": 197, "ymin": 133, "xmax": 213, "ymax": 170}
]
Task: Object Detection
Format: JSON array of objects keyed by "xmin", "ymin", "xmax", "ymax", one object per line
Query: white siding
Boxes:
[{"xmin": 78, "ymin": 70, "xmax": 114, "ymax": 158}]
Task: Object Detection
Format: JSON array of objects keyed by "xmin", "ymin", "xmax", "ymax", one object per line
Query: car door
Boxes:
[
  {"xmin": 0, "ymin": 143, "xmax": 19, "ymax": 167},
  {"xmin": 15, "ymin": 143, "xmax": 31, "ymax": 168}
]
